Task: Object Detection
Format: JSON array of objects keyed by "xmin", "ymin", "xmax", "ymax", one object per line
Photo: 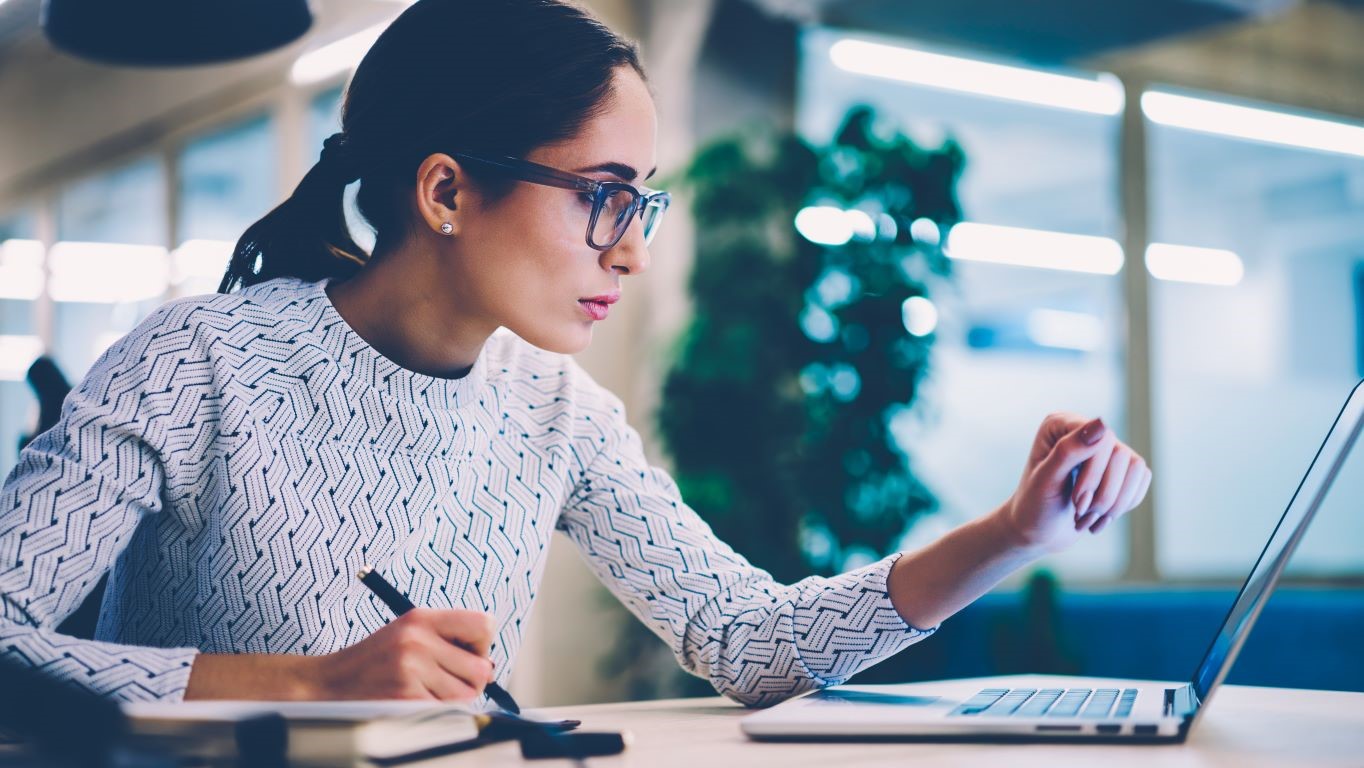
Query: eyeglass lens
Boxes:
[{"xmin": 590, "ymin": 189, "xmax": 668, "ymax": 249}]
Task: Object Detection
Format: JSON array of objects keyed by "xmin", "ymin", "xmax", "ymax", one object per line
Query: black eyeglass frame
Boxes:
[{"xmin": 452, "ymin": 153, "xmax": 670, "ymax": 251}]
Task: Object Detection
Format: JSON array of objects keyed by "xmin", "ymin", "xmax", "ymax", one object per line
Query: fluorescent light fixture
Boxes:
[
  {"xmin": 829, "ymin": 38, "xmax": 1124, "ymax": 115},
  {"xmin": 1142, "ymin": 90, "xmax": 1364, "ymax": 158},
  {"xmin": 49, "ymin": 242, "xmax": 169, "ymax": 303},
  {"xmin": 0, "ymin": 239, "xmax": 45, "ymax": 300},
  {"xmin": 291, "ymin": 21, "xmax": 390, "ymax": 85},
  {"xmin": 1027, "ymin": 309, "xmax": 1103, "ymax": 352},
  {"xmin": 945, "ymin": 222, "xmax": 1125, "ymax": 275},
  {"xmin": 901, "ymin": 296, "xmax": 939, "ymax": 337},
  {"xmin": 794, "ymin": 206, "xmax": 876, "ymax": 246},
  {"xmin": 0, "ymin": 335, "xmax": 43, "ymax": 381},
  {"xmin": 172, "ymin": 239, "xmax": 233, "ymax": 284},
  {"xmin": 1145, "ymin": 243, "xmax": 1244, "ymax": 286},
  {"xmin": 291, "ymin": 21, "xmax": 388, "ymax": 86}
]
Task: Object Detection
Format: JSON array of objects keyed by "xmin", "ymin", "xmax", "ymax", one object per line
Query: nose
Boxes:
[{"xmin": 602, "ymin": 214, "xmax": 651, "ymax": 277}]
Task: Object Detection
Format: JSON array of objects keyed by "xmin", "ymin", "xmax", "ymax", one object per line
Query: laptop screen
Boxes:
[{"xmin": 1190, "ymin": 379, "xmax": 1364, "ymax": 703}]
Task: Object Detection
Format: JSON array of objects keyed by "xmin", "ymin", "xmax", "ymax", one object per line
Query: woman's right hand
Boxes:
[
  {"xmin": 997, "ymin": 412, "xmax": 1151, "ymax": 555},
  {"xmin": 303, "ymin": 607, "xmax": 497, "ymax": 701}
]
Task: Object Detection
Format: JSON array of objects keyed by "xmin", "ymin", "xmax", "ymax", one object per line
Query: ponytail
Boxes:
[{"xmin": 218, "ymin": 132, "xmax": 368, "ymax": 293}]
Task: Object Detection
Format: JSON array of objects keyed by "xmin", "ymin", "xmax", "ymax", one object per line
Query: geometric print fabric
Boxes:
[{"xmin": 0, "ymin": 276, "xmax": 933, "ymax": 706}]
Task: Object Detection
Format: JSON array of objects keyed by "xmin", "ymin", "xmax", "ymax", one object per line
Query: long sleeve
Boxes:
[
  {"xmin": 0, "ymin": 309, "xmax": 199, "ymax": 702},
  {"xmin": 555, "ymin": 386, "xmax": 936, "ymax": 708}
]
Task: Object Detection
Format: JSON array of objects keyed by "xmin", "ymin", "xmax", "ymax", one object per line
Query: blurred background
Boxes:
[{"xmin": 0, "ymin": 0, "xmax": 1361, "ymax": 706}]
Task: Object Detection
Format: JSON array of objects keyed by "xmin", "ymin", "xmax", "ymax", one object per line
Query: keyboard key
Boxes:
[
  {"xmin": 1081, "ymin": 689, "xmax": 1120, "ymax": 718},
  {"xmin": 949, "ymin": 688, "xmax": 1009, "ymax": 716},
  {"xmin": 981, "ymin": 689, "xmax": 1038, "ymax": 716},
  {"xmin": 1047, "ymin": 689, "xmax": 1092, "ymax": 717},
  {"xmin": 1113, "ymin": 689, "xmax": 1139, "ymax": 718},
  {"xmin": 1016, "ymin": 689, "xmax": 1065, "ymax": 717}
]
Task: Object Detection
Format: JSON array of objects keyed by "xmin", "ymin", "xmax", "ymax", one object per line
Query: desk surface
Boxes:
[{"xmin": 458, "ymin": 681, "xmax": 1364, "ymax": 767}]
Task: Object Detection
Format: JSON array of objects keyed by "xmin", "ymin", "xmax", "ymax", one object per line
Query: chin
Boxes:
[{"xmin": 512, "ymin": 323, "xmax": 594, "ymax": 355}]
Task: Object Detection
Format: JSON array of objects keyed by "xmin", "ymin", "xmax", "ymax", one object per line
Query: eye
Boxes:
[{"xmin": 578, "ymin": 192, "xmax": 596, "ymax": 206}]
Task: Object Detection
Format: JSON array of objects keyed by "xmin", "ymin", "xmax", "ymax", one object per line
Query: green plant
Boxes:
[
  {"xmin": 600, "ymin": 106, "xmax": 965, "ymax": 698},
  {"xmin": 661, "ymin": 106, "xmax": 962, "ymax": 581}
]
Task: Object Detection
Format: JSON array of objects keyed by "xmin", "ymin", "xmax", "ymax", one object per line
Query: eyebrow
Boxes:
[{"xmin": 575, "ymin": 161, "xmax": 658, "ymax": 183}]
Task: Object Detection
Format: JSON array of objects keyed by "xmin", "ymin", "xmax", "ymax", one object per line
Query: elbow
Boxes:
[{"xmin": 709, "ymin": 668, "xmax": 829, "ymax": 709}]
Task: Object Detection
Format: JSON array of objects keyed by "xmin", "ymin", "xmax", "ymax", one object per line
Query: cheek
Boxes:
[
  {"xmin": 489, "ymin": 189, "xmax": 581, "ymax": 256},
  {"xmin": 476, "ymin": 195, "xmax": 598, "ymax": 308}
]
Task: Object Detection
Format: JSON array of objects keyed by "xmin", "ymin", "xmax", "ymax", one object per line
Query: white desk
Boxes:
[{"xmin": 457, "ymin": 682, "xmax": 1364, "ymax": 767}]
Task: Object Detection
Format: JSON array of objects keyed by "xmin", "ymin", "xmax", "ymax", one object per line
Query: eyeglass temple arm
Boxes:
[{"xmin": 452, "ymin": 153, "xmax": 597, "ymax": 193}]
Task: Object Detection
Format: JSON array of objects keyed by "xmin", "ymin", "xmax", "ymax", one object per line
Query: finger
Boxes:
[
  {"xmin": 1108, "ymin": 459, "xmax": 1149, "ymax": 520},
  {"xmin": 1070, "ymin": 434, "xmax": 1116, "ymax": 515},
  {"xmin": 1038, "ymin": 416, "xmax": 1111, "ymax": 487},
  {"xmin": 428, "ymin": 637, "xmax": 493, "ymax": 695},
  {"xmin": 419, "ymin": 660, "xmax": 478, "ymax": 702},
  {"xmin": 1090, "ymin": 460, "xmax": 1147, "ymax": 533},
  {"xmin": 1028, "ymin": 411, "xmax": 1088, "ymax": 467},
  {"xmin": 424, "ymin": 609, "xmax": 496, "ymax": 657},
  {"xmin": 1087, "ymin": 448, "xmax": 1134, "ymax": 519},
  {"xmin": 1135, "ymin": 466, "xmax": 1153, "ymax": 509},
  {"xmin": 1075, "ymin": 503, "xmax": 1103, "ymax": 531}
]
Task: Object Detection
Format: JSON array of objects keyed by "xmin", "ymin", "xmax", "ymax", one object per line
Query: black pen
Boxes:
[{"xmin": 356, "ymin": 564, "xmax": 522, "ymax": 715}]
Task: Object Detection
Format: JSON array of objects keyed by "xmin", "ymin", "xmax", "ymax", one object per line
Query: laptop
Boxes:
[{"xmin": 742, "ymin": 378, "xmax": 1364, "ymax": 744}]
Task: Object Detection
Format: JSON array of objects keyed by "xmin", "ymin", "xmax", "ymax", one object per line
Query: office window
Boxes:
[
  {"xmin": 53, "ymin": 155, "xmax": 169, "ymax": 379},
  {"xmin": 307, "ymin": 86, "xmax": 373, "ymax": 254},
  {"xmin": 799, "ymin": 29, "xmax": 1126, "ymax": 578},
  {"xmin": 1148, "ymin": 89, "xmax": 1364, "ymax": 579},
  {"xmin": 0, "ymin": 208, "xmax": 40, "ymax": 478},
  {"xmin": 175, "ymin": 113, "xmax": 277, "ymax": 295}
]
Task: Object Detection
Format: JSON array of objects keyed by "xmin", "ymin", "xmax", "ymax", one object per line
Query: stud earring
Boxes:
[{"xmin": 439, "ymin": 222, "xmax": 453, "ymax": 235}]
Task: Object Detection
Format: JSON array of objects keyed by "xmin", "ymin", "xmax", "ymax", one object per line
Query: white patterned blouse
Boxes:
[{"xmin": 0, "ymin": 277, "xmax": 933, "ymax": 706}]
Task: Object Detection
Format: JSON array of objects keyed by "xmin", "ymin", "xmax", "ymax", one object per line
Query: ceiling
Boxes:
[
  {"xmin": 4, "ymin": 0, "xmax": 1363, "ymax": 69},
  {"xmin": 754, "ymin": 0, "xmax": 1364, "ymax": 64}
]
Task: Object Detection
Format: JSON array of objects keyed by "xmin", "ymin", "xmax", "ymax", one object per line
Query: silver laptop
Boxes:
[{"xmin": 743, "ymin": 378, "xmax": 1364, "ymax": 744}]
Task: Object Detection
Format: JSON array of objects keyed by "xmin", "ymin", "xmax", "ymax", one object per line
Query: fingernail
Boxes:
[
  {"xmin": 1074, "ymin": 491, "xmax": 1092, "ymax": 518},
  {"xmin": 1079, "ymin": 418, "xmax": 1106, "ymax": 446}
]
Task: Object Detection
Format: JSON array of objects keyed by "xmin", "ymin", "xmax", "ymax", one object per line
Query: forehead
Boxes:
[{"xmin": 532, "ymin": 68, "xmax": 657, "ymax": 178}]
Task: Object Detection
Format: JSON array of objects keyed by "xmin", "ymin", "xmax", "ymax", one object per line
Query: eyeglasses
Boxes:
[{"xmin": 452, "ymin": 153, "xmax": 670, "ymax": 251}]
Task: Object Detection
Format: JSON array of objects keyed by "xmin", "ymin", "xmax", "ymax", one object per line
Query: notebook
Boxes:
[{"xmin": 121, "ymin": 700, "xmax": 486, "ymax": 767}]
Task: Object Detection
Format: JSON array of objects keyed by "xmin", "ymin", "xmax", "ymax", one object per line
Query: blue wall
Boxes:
[{"xmin": 852, "ymin": 587, "xmax": 1364, "ymax": 692}]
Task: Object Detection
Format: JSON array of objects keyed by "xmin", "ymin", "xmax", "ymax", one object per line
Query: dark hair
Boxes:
[{"xmin": 219, "ymin": 0, "xmax": 645, "ymax": 293}]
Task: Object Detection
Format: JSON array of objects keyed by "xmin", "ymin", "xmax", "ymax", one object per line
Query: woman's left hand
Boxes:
[{"xmin": 998, "ymin": 412, "xmax": 1154, "ymax": 554}]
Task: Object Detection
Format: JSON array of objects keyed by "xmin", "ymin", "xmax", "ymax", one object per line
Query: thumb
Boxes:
[{"xmin": 1038, "ymin": 417, "xmax": 1109, "ymax": 486}]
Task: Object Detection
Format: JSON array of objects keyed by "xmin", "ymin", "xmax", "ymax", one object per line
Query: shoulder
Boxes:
[
  {"xmin": 172, "ymin": 276, "xmax": 322, "ymax": 337},
  {"xmin": 105, "ymin": 277, "xmax": 321, "ymax": 363}
]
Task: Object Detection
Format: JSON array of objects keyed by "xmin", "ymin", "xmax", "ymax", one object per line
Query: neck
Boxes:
[{"xmin": 325, "ymin": 246, "xmax": 495, "ymax": 379}]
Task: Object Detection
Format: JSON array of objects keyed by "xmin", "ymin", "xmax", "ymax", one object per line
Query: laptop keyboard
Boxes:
[{"xmin": 949, "ymin": 688, "xmax": 1139, "ymax": 718}]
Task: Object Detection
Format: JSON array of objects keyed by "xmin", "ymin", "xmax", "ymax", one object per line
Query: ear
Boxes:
[{"xmin": 414, "ymin": 153, "xmax": 469, "ymax": 237}]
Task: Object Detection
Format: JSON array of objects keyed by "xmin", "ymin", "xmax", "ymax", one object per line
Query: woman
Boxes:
[{"xmin": 0, "ymin": 0, "xmax": 1150, "ymax": 708}]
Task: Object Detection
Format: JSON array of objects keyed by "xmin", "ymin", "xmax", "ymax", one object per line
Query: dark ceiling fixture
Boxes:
[{"xmin": 41, "ymin": 0, "xmax": 313, "ymax": 66}]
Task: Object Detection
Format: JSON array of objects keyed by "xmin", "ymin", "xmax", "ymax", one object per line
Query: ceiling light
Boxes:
[
  {"xmin": 1142, "ymin": 90, "xmax": 1364, "ymax": 158},
  {"xmin": 829, "ymin": 38, "xmax": 1124, "ymax": 115},
  {"xmin": 945, "ymin": 222, "xmax": 1125, "ymax": 275}
]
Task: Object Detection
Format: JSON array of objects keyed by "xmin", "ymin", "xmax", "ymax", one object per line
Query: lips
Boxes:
[
  {"xmin": 580, "ymin": 293, "xmax": 620, "ymax": 305},
  {"xmin": 578, "ymin": 298, "xmax": 611, "ymax": 321}
]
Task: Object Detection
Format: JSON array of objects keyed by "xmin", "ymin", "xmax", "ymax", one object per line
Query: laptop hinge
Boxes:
[{"xmin": 1165, "ymin": 686, "xmax": 1199, "ymax": 717}]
